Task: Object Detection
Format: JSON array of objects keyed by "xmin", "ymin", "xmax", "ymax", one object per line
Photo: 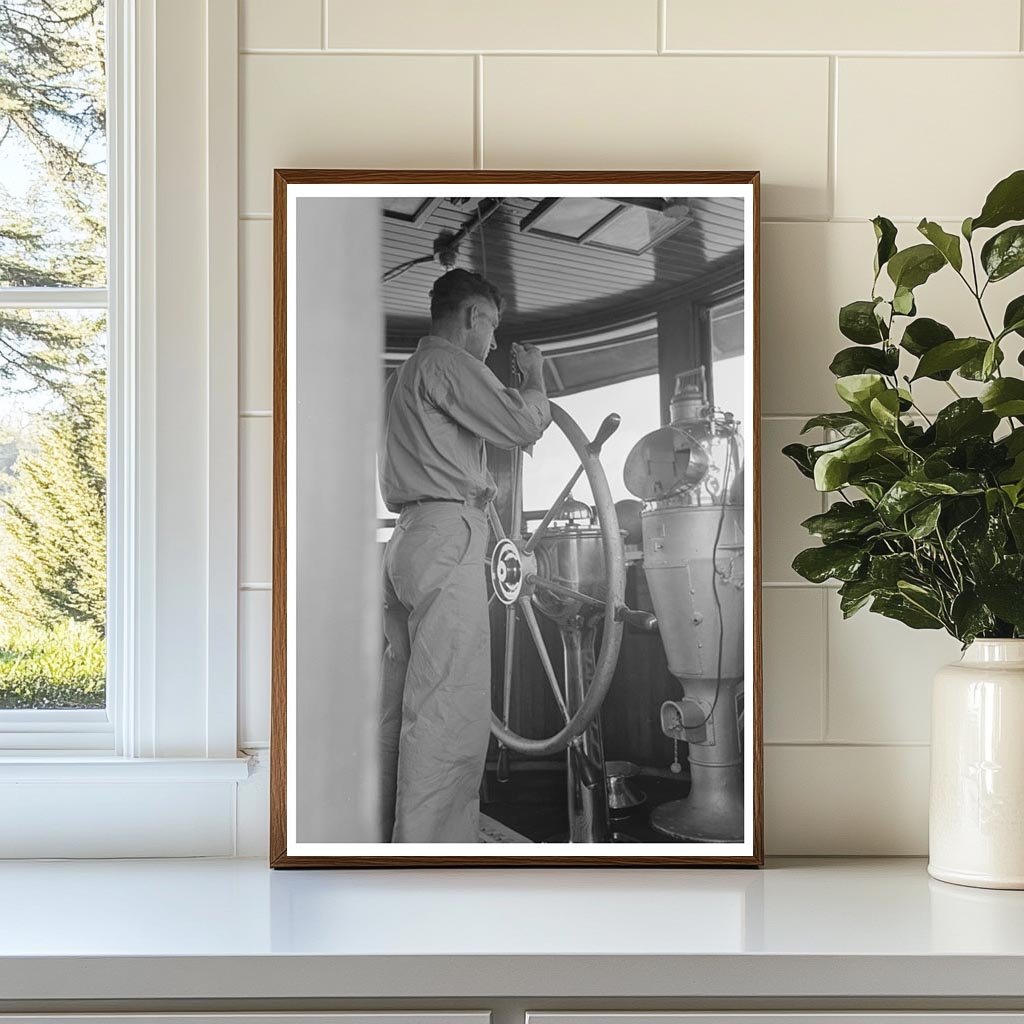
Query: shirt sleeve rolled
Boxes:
[{"xmin": 427, "ymin": 350, "xmax": 550, "ymax": 449}]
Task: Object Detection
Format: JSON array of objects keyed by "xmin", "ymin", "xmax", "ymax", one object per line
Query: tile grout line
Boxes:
[
  {"xmin": 474, "ymin": 55, "xmax": 484, "ymax": 169},
  {"xmin": 321, "ymin": 0, "xmax": 328, "ymax": 50},
  {"xmin": 820, "ymin": 587, "xmax": 830, "ymax": 743},
  {"xmin": 827, "ymin": 55, "xmax": 838, "ymax": 221},
  {"xmin": 237, "ymin": 47, "xmax": 1024, "ymax": 57},
  {"xmin": 766, "ymin": 740, "xmax": 931, "ymax": 748},
  {"xmin": 657, "ymin": 0, "xmax": 666, "ymax": 54},
  {"xmin": 1021, "ymin": 0, "xmax": 1024, "ymax": 51}
]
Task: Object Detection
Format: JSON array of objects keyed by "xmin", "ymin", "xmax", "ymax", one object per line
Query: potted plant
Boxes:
[{"xmin": 785, "ymin": 169, "xmax": 1024, "ymax": 889}]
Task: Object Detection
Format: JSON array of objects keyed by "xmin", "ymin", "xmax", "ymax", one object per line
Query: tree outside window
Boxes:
[{"xmin": 0, "ymin": 0, "xmax": 107, "ymax": 709}]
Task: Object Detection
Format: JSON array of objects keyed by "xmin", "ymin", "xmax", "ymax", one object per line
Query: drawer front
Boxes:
[
  {"xmin": 0, "ymin": 1016, "xmax": 490, "ymax": 1024},
  {"xmin": 528, "ymin": 1016, "xmax": 1024, "ymax": 1024}
]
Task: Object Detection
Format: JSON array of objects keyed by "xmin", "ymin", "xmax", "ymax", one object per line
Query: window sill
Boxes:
[{"xmin": 0, "ymin": 755, "xmax": 252, "ymax": 782}]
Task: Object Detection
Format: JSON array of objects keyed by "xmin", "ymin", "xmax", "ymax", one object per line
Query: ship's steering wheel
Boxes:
[{"xmin": 485, "ymin": 401, "xmax": 656, "ymax": 762}]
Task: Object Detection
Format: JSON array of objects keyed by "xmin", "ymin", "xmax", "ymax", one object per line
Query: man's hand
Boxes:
[
  {"xmin": 512, "ymin": 342, "xmax": 546, "ymax": 393},
  {"xmin": 512, "ymin": 342, "xmax": 542, "ymax": 376}
]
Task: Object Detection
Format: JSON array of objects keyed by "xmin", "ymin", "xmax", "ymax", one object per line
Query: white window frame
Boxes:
[{"xmin": 0, "ymin": 0, "xmax": 248, "ymax": 855}]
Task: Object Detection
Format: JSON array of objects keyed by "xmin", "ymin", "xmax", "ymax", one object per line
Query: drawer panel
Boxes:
[
  {"xmin": 0, "ymin": 1015, "xmax": 490, "ymax": 1024},
  {"xmin": 528, "ymin": 1016, "xmax": 1024, "ymax": 1024}
]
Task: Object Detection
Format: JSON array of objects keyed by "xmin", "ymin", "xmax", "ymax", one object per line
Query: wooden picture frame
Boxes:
[{"xmin": 271, "ymin": 170, "xmax": 763, "ymax": 867}]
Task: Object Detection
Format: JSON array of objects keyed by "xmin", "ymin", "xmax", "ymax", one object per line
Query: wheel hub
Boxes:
[{"xmin": 491, "ymin": 538, "xmax": 536, "ymax": 605}]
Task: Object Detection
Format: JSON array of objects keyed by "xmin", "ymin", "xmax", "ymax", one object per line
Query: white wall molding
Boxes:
[
  {"xmin": 0, "ymin": 0, "xmax": 243, "ymax": 858},
  {"xmin": 0, "ymin": 756, "xmax": 251, "ymax": 782}
]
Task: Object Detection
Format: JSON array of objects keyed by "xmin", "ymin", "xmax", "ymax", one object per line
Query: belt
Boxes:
[{"xmin": 397, "ymin": 497, "xmax": 487, "ymax": 513}]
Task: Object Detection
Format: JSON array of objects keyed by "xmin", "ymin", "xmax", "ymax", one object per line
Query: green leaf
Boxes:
[
  {"xmin": 792, "ymin": 543, "xmax": 866, "ymax": 583},
  {"xmin": 868, "ymin": 552, "xmax": 915, "ymax": 587},
  {"xmin": 1009, "ymin": 508, "xmax": 1024, "ymax": 546},
  {"xmin": 892, "ymin": 286, "xmax": 916, "ymax": 316},
  {"xmin": 985, "ymin": 487, "xmax": 1010, "ymax": 514},
  {"xmin": 782, "ymin": 442, "xmax": 815, "ymax": 479},
  {"xmin": 800, "ymin": 412, "xmax": 866, "ymax": 435},
  {"xmin": 838, "ymin": 579, "xmax": 881, "ymax": 618},
  {"xmin": 1003, "ymin": 295, "xmax": 1024, "ymax": 340},
  {"xmin": 911, "ymin": 338, "xmax": 988, "ymax": 381},
  {"xmin": 917, "ymin": 219, "xmax": 963, "ymax": 272},
  {"xmin": 887, "ymin": 244, "xmax": 946, "ymax": 291},
  {"xmin": 976, "ymin": 578, "xmax": 1024, "ymax": 629},
  {"xmin": 829, "ymin": 345, "xmax": 899, "ymax": 378},
  {"xmin": 979, "ymin": 377, "xmax": 1024, "ymax": 418},
  {"xmin": 839, "ymin": 300, "xmax": 887, "ymax": 345},
  {"xmin": 800, "ymin": 500, "xmax": 879, "ymax": 543},
  {"xmin": 844, "ymin": 432, "xmax": 888, "ymax": 466},
  {"xmin": 982, "ymin": 341, "xmax": 1001, "ymax": 381},
  {"xmin": 971, "ymin": 169, "xmax": 1024, "ymax": 232},
  {"xmin": 871, "ymin": 594, "xmax": 943, "ymax": 630},
  {"xmin": 933, "ymin": 399, "xmax": 999, "ymax": 444},
  {"xmin": 872, "ymin": 216, "xmax": 898, "ymax": 277},
  {"xmin": 868, "ymin": 389, "xmax": 902, "ymax": 431},
  {"xmin": 960, "ymin": 344, "xmax": 1004, "ymax": 380},
  {"xmin": 877, "ymin": 479, "xmax": 958, "ymax": 524},
  {"xmin": 950, "ymin": 593, "xmax": 996, "ymax": 644},
  {"xmin": 836, "ymin": 373, "xmax": 886, "ymax": 413},
  {"xmin": 962, "ymin": 216, "xmax": 974, "ymax": 241},
  {"xmin": 900, "ymin": 319, "xmax": 955, "ymax": 380},
  {"xmin": 981, "ymin": 225, "xmax": 1024, "ymax": 283},
  {"xmin": 908, "ymin": 500, "xmax": 943, "ymax": 539},
  {"xmin": 814, "ymin": 450, "xmax": 850, "ymax": 491}
]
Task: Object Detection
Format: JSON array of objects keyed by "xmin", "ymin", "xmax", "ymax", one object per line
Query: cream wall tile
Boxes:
[
  {"xmin": 483, "ymin": 57, "xmax": 830, "ymax": 220},
  {"xmin": 240, "ymin": 220, "xmax": 272, "ymax": 412},
  {"xmin": 328, "ymin": 0, "xmax": 657, "ymax": 51},
  {"xmin": 241, "ymin": 0, "xmax": 321, "ymax": 50},
  {"xmin": 827, "ymin": 597, "xmax": 962, "ymax": 743},
  {"xmin": 240, "ymin": 417, "xmax": 272, "ymax": 586},
  {"xmin": 761, "ymin": 417, "xmax": 824, "ymax": 584},
  {"xmin": 836, "ymin": 59, "xmax": 1024, "ymax": 221},
  {"xmin": 240, "ymin": 55, "xmax": 474, "ymax": 214},
  {"xmin": 239, "ymin": 589, "xmax": 272, "ymax": 746},
  {"xmin": 762, "ymin": 222, "xmax": 852, "ymax": 417},
  {"xmin": 765, "ymin": 744, "xmax": 929, "ymax": 854},
  {"xmin": 762, "ymin": 588, "xmax": 825, "ymax": 743},
  {"xmin": 666, "ymin": 0, "xmax": 1020, "ymax": 53},
  {"xmin": 763, "ymin": 221, "xmax": 1020, "ymax": 415}
]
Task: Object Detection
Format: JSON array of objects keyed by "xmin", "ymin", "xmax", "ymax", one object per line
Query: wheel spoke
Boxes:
[
  {"xmin": 510, "ymin": 447, "xmax": 523, "ymax": 542},
  {"xmin": 501, "ymin": 604, "xmax": 516, "ymax": 725},
  {"xmin": 520, "ymin": 599, "xmax": 570, "ymax": 724},
  {"xmin": 523, "ymin": 465, "xmax": 584, "ymax": 554},
  {"xmin": 485, "ymin": 499, "xmax": 506, "ymax": 541},
  {"xmin": 529, "ymin": 574, "xmax": 605, "ymax": 609}
]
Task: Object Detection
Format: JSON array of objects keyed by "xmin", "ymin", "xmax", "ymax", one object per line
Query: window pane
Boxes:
[
  {"xmin": 0, "ymin": 309, "xmax": 106, "ymax": 709},
  {"xmin": 0, "ymin": 1, "xmax": 107, "ymax": 288},
  {"xmin": 523, "ymin": 374, "xmax": 662, "ymax": 513}
]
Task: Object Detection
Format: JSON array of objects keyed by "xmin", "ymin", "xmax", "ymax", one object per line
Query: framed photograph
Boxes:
[{"xmin": 270, "ymin": 171, "xmax": 762, "ymax": 867}]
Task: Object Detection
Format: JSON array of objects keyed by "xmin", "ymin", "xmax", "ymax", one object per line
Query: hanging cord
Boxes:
[
  {"xmin": 684, "ymin": 424, "xmax": 739, "ymax": 731},
  {"xmin": 381, "ymin": 198, "xmax": 504, "ymax": 283},
  {"xmin": 382, "ymin": 253, "xmax": 435, "ymax": 283},
  {"xmin": 480, "ymin": 207, "xmax": 488, "ymax": 279}
]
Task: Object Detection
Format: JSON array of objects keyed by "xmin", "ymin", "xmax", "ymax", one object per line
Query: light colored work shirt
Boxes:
[{"xmin": 379, "ymin": 335, "xmax": 551, "ymax": 513}]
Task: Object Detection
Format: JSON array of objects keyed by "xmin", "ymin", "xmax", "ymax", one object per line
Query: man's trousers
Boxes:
[{"xmin": 379, "ymin": 502, "xmax": 491, "ymax": 843}]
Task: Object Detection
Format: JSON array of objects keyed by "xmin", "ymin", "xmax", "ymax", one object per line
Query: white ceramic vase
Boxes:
[{"xmin": 929, "ymin": 639, "xmax": 1024, "ymax": 889}]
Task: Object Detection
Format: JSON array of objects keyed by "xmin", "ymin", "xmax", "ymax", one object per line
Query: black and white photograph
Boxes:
[{"xmin": 272, "ymin": 173, "xmax": 762, "ymax": 866}]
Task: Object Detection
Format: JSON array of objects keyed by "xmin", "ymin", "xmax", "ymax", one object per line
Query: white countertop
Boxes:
[{"xmin": 2, "ymin": 857, "xmax": 1024, "ymax": 1002}]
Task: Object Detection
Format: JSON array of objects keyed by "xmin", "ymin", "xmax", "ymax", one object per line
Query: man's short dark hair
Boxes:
[{"xmin": 429, "ymin": 269, "xmax": 504, "ymax": 322}]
